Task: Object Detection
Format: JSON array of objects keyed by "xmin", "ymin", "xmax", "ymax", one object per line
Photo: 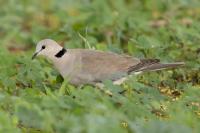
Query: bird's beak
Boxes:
[{"xmin": 32, "ymin": 52, "xmax": 38, "ymax": 60}]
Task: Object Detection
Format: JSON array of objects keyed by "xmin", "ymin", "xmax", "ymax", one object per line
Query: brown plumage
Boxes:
[
  {"xmin": 33, "ymin": 39, "xmax": 185, "ymax": 86},
  {"xmin": 128, "ymin": 59, "xmax": 184, "ymax": 74}
]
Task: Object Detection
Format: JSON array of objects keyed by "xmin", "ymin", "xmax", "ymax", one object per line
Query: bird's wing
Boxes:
[
  {"xmin": 69, "ymin": 49, "xmax": 184, "ymax": 84},
  {"xmin": 78, "ymin": 49, "xmax": 140, "ymax": 81}
]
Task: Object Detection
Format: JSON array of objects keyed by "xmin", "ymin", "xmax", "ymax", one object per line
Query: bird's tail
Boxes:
[
  {"xmin": 138, "ymin": 62, "xmax": 185, "ymax": 72},
  {"xmin": 128, "ymin": 59, "xmax": 185, "ymax": 74}
]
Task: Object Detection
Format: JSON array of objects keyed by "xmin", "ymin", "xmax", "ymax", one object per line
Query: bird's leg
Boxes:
[
  {"xmin": 95, "ymin": 83, "xmax": 113, "ymax": 97},
  {"xmin": 77, "ymin": 84, "xmax": 84, "ymax": 90},
  {"xmin": 113, "ymin": 77, "xmax": 127, "ymax": 85},
  {"xmin": 59, "ymin": 80, "xmax": 70, "ymax": 95}
]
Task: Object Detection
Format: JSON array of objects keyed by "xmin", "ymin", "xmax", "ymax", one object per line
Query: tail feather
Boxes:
[
  {"xmin": 137, "ymin": 62, "xmax": 185, "ymax": 72},
  {"xmin": 128, "ymin": 58, "xmax": 185, "ymax": 74}
]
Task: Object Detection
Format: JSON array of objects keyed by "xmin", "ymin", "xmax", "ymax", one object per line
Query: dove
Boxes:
[{"xmin": 32, "ymin": 39, "xmax": 184, "ymax": 86}]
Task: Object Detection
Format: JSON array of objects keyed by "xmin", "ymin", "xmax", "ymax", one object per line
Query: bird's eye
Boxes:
[{"xmin": 42, "ymin": 45, "xmax": 46, "ymax": 49}]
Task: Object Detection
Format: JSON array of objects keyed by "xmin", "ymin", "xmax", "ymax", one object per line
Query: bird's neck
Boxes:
[
  {"xmin": 50, "ymin": 49, "xmax": 79, "ymax": 79},
  {"xmin": 55, "ymin": 48, "xmax": 67, "ymax": 58},
  {"xmin": 45, "ymin": 47, "xmax": 66, "ymax": 61}
]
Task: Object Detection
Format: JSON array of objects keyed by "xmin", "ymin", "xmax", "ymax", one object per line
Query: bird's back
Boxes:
[
  {"xmin": 59, "ymin": 49, "xmax": 184, "ymax": 86},
  {"xmin": 33, "ymin": 39, "xmax": 184, "ymax": 86},
  {"xmin": 66, "ymin": 49, "xmax": 140, "ymax": 85}
]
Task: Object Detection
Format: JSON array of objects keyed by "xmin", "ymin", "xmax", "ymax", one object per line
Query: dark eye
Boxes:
[{"xmin": 42, "ymin": 45, "xmax": 46, "ymax": 49}]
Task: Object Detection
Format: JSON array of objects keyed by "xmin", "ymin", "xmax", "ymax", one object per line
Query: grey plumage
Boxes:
[
  {"xmin": 32, "ymin": 39, "xmax": 185, "ymax": 86},
  {"xmin": 128, "ymin": 59, "xmax": 184, "ymax": 73}
]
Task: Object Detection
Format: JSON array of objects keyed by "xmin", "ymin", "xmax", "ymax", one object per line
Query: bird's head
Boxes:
[{"xmin": 32, "ymin": 39, "xmax": 64, "ymax": 60}]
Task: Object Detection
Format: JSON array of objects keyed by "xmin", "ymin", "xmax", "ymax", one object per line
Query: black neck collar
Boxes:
[{"xmin": 55, "ymin": 48, "xmax": 67, "ymax": 58}]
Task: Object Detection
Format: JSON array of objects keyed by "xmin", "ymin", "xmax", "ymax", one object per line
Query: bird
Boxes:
[{"xmin": 32, "ymin": 39, "xmax": 185, "ymax": 86}]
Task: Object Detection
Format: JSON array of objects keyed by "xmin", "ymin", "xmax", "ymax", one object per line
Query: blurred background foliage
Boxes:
[{"xmin": 0, "ymin": 0, "xmax": 199, "ymax": 133}]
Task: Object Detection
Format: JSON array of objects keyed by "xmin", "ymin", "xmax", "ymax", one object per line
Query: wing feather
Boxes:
[{"xmin": 79, "ymin": 49, "xmax": 140, "ymax": 81}]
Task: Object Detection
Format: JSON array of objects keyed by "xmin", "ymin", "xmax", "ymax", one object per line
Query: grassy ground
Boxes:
[{"xmin": 0, "ymin": 0, "xmax": 200, "ymax": 133}]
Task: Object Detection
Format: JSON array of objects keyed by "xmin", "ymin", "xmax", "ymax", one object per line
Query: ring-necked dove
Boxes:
[{"xmin": 32, "ymin": 39, "xmax": 184, "ymax": 86}]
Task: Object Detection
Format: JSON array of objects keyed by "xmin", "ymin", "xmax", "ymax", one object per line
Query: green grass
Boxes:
[{"xmin": 0, "ymin": 0, "xmax": 200, "ymax": 133}]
